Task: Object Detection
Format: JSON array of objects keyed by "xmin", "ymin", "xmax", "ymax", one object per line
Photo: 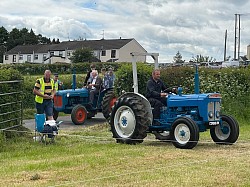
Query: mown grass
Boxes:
[{"xmin": 0, "ymin": 122, "xmax": 250, "ymax": 187}]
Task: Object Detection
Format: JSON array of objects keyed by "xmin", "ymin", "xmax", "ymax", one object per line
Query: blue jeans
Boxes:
[{"xmin": 36, "ymin": 99, "xmax": 53, "ymax": 117}]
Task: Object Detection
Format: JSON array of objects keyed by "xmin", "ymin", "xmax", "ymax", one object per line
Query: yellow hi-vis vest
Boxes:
[{"xmin": 35, "ymin": 78, "xmax": 54, "ymax": 104}]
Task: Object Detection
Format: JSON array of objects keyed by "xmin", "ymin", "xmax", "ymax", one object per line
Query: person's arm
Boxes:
[
  {"xmin": 33, "ymin": 88, "xmax": 51, "ymax": 99},
  {"xmin": 51, "ymin": 88, "xmax": 56, "ymax": 99},
  {"xmin": 84, "ymin": 71, "xmax": 91, "ymax": 86}
]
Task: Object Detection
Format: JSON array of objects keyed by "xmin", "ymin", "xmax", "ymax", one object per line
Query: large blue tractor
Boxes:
[
  {"xmin": 108, "ymin": 53, "xmax": 239, "ymax": 149},
  {"xmin": 53, "ymin": 73, "xmax": 116, "ymax": 125}
]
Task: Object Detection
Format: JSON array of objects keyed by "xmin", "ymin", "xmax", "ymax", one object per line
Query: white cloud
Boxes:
[{"xmin": 0, "ymin": 0, "xmax": 250, "ymax": 62}]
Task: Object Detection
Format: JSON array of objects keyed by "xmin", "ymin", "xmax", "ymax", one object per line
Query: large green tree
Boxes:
[{"xmin": 70, "ymin": 47, "xmax": 95, "ymax": 63}]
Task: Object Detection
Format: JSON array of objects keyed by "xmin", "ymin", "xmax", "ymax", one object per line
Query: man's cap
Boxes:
[{"xmin": 54, "ymin": 73, "xmax": 59, "ymax": 77}]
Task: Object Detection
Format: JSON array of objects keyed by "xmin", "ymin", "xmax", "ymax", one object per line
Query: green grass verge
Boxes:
[{"xmin": 0, "ymin": 123, "xmax": 250, "ymax": 187}]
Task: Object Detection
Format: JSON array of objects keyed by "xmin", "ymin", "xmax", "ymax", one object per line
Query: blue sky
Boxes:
[{"xmin": 0, "ymin": 0, "xmax": 250, "ymax": 63}]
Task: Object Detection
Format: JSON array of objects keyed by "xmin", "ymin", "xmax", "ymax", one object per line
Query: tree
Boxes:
[
  {"xmin": 0, "ymin": 26, "xmax": 8, "ymax": 44},
  {"xmin": 0, "ymin": 26, "xmax": 9, "ymax": 63},
  {"xmin": 173, "ymin": 51, "xmax": 184, "ymax": 64},
  {"xmin": 70, "ymin": 47, "xmax": 95, "ymax": 63},
  {"xmin": 191, "ymin": 54, "xmax": 216, "ymax": 63}
]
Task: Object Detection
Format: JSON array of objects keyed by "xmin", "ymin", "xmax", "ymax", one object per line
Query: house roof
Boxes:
[{"xmin": 6, "ymin": 38, "xmax": 135, "ymax": 54}]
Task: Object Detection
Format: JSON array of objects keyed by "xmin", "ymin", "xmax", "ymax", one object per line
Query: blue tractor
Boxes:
[
  {"xmin": 53, "ymin": 73, "xmax": 116, "ymax": 125},
  {"xmin": 108, "ymin": 53, "xmax": 239, "ymax": 149}
]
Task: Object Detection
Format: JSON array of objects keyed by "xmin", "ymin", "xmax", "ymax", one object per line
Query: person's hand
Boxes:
[
  {"xmin": 160, "ymin": 93, "xmax": 167, "ymax": 97},
  {"xmin": 172, "ymin": 87, "xmax": 177, "ymax": 94},
  {"xmin": 43, "ymin": 94, "xmax": 51, "ymax": 99}
]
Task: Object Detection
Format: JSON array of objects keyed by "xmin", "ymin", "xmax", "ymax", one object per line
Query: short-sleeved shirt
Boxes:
[{"xmin": 34, "ymin": 78, "xmax": 55, "ymax": 99}]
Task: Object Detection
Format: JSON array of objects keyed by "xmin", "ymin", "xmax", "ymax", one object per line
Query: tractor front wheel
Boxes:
[
  {"xmin": 71, "ymin": 104, "xmax": 87, "ymax": 125},
  {"xmin": 110, "ymin": 96, "xmax": 150, "ymax": 144},
  {"xmin": 210, "ymin": 114, "xmax": 239, "ymax": 145},
  {"xmin": 171, "ymin": 117, "xmax": 199, "ymax": 149}
]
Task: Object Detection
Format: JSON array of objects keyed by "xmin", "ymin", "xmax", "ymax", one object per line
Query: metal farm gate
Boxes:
[{"xmin": 0, "ymin": 80, "xmax": 23, "ymax": 132}]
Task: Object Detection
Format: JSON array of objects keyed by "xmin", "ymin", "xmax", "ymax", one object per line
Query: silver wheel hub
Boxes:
[
  {"xmin": 174, "ymin": 123, "xmax": 190, "ymax": 144},
  {"xmin": 215, "ymin": 122, "xmax": 230, "ymax": 140},
  {"xmin": 114, "ymin": 106, "xmax": 136, "ymax": 138}
]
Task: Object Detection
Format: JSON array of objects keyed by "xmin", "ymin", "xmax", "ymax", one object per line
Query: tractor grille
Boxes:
[{"xmin": 207, "ymin": 101, "xmax": 220, "ymax": 121}]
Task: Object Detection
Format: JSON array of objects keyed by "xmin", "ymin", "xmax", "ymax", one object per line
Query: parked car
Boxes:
[
  {"xmin": 221, "ymin": 61, "xmax": 239, "ymax": 68},
  {"xmin": 200, "ymin": 62, "xmax": 222, "ymax": 69}
]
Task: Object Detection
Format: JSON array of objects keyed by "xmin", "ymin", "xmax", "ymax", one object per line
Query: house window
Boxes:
[
  {"xmin": 59, "ymin": 51, "xmax": 63, "ymax": 57},
  {"xmin": 13, "ymin": 55, "xmax": 16, "ymax": 62},
  {"xmin": 50, "ymin": 51, "xmax": 54, "ymax": 56},
  {"xmin": 101, "ymin": 50, "xmax": 106, "ymax": 56},
  {"xmin": 5, "ymin": 55, "xmax": 8, "ymax": 60},
  {"xmin": 27, "ymin": 55, "xmax": 31, "ymax": 62},
  {"xmin": 43, "ymin": 54, "xmax": 47, "ymax": 61},
  {"xmin": 34, "ymin": 54, "xmax": 38, "ymax": 60},
  {"xmin": 19, "ymin": 55, "xmax": 23, "ymax": 60},
  {"xmin": 67, "ymin": 51, "xmax": 71, "ymax": 56},
  {"xmin": 111, "ymin": 50, "xmax": 116, "ymax": 58}
]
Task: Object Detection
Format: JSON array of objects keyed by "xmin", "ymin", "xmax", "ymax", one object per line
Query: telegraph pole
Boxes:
[
  {"xmin": 224, "ymin": 29, "xmax": 227, "ymax": 61},
  {"xmin": 238, "ymin": 14, "xmax": 241, "ymax": 60},
  {"xmin": 234, "ymin": 14, "xmax": 237, "ymax": 60}
]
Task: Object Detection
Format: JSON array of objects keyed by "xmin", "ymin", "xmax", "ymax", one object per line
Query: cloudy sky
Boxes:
[{"xmin": 0, "ymin": 0, "xmax": 250, "ymax": 63}]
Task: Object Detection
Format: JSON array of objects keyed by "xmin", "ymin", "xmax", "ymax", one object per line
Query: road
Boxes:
[{"xmin": 23, "ymin": 113, "xmax": 107, "ymax": 131}]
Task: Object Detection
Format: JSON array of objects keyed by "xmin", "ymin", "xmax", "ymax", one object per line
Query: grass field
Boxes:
[{"xmin": 0, "ymin": 123, "xmax": 250, "ymax": 187}]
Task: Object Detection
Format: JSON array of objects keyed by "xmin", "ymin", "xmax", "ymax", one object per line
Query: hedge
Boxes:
[{"xmin": 1, "ymin": 63, "xmax": 250, "ymax": 123}]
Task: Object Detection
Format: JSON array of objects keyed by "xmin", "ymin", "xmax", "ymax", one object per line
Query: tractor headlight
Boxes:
[
  {"xmin": 216, "ymin": 111, "xmax": 220, "ymax": 118},
  {"xmin": 208, "ymin": 111, "xmax": 213, "ymax": 118}
]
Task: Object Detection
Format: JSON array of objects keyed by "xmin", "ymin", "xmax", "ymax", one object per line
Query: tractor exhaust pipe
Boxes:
[
  {"xmin": 194, "ymin": 65, "xmax": 200, "ymax": 94},
  {"xmin": 72, "ymin": 68, "xmax": 76, "ymax": 90}
]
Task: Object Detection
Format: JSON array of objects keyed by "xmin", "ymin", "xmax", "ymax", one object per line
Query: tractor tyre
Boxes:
[
  {"xmin": 110, "ymin": 96, "xmax": 150, "ymax": 144},
  {"xmin": 53, "ymin": 107, "xmax": 59, "ymax": 121},
  {"xmin": 153, "ymin": 131, "xmax": 171, "ymax": 142},
  {"xmin": 71, "ymin": 104, "xmax": 87, "ymax": 125},
  {"xmin": 171, "ymin": 117, "xmax": 199, "ymax": 149},
  {"xmin": 210, "ymin": 114, "xmax": 239, "ymax": 145},
  {"xmin": 102, "ymin": 89, "xmax": 117, "ymax": 120}
]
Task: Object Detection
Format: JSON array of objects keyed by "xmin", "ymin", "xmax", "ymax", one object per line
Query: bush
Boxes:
[
  {"xmin": 0, "ymin": 62, "xmax": 122, "ymax": 75},
  {"xmin": 114, "ymin": 63, "xmax": 153, "ymax": 95}
]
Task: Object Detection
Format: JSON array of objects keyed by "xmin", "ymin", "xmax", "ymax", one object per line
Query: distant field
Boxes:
[{"xmin": 0, "ymin": 123, "xmax": 249, "ymax": 187}]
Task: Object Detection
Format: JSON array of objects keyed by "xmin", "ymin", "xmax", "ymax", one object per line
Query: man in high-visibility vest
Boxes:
[{"xmin": 33, "ymin": 70, "xmax": 56, "ymax": 120}]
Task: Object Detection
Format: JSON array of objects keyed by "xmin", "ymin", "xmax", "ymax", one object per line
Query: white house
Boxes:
[{"xmin": 3, "ymin": 38, "xmax": 147, "ymax": 64}]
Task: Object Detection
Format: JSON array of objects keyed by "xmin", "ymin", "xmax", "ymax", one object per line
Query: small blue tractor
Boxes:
[
  {"xmin": 53, "ymin": 73, "xmax": 116, "ymax": 125},
  {"xmin": 108, "ymin": 52, "xmax": 239, "ymax": 149}
]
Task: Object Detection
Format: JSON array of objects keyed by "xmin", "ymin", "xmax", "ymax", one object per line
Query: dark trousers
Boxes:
[
  {"xmin": 148, "ymin": 97, "xmax": 167, "ymax": 119},
  {"xmin": 89, "ymin": 89, "xmax": 99, "ymax": 105}
]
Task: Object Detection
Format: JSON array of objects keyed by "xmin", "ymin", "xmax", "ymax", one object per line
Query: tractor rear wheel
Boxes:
[
  {"xmin": 71, "ymin": 104, "xmax": 87, "ymax": 125},
  {"xmin": 110, "ymin": 96, "xmax": 150, "ymax": 144},
  {"xmin": 171, "ymin": 117, "xmax": 199, "ymax": 149},
  {"xmin": 102, "ymin": 89, "xmax": 116, "ymax": 120},
  {"xmin": 210, "ymin": 114, "xmax": 239, "ymax": 145}
]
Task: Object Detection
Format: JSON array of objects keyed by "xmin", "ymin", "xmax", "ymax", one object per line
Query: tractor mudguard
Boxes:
[{"xmin": 118, "ymin": 92, "xmax": 153, "ymax": 125}]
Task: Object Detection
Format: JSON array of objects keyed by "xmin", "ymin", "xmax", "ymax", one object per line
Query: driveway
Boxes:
[{"xmin": 23, "ymin": 113, "xmax": 107, "ymax": 131}]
